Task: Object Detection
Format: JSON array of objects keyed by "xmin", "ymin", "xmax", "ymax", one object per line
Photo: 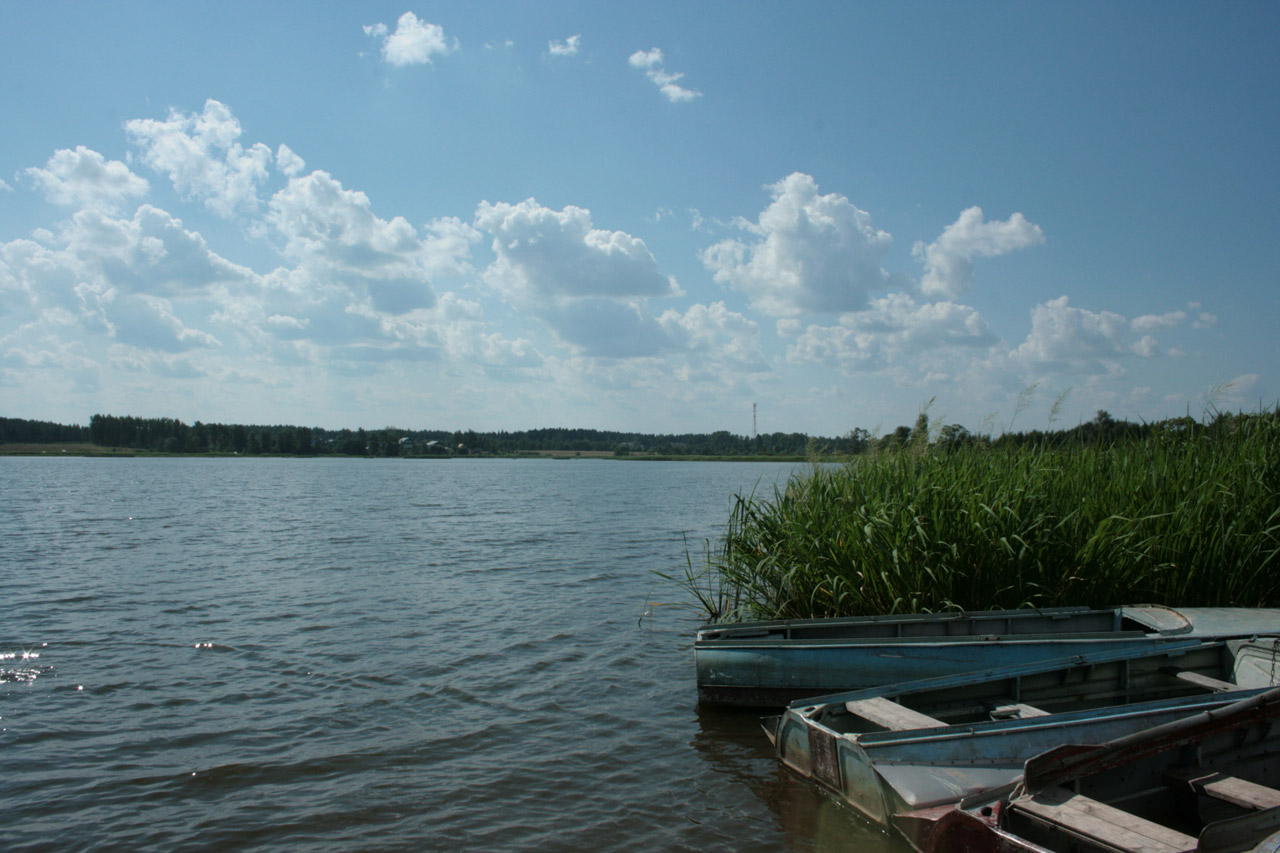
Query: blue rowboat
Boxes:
[
  {"xmin": 696, "ymin": 605, "xmax": 1280, "ymax": 707},
  {"xmin": 893, "ymin": 685, "xmax": 1280, "ymax": 853},
  {"xmin": 763, "ymin": 638, "xmax": 1280, "ymax": 833}
]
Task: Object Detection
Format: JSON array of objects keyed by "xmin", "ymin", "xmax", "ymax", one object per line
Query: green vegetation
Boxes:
[
  {"xmin": 677, "ymin": 409, "xmax": 1280, "ymax": 623},
  {"xmin": 2, "ymin": 414, "xmax": 852, "ymax": 458}
]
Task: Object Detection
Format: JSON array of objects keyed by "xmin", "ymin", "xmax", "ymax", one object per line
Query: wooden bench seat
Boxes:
[
  {"xmin": 1171, "ymin": 670, "xmax": 1238, "ymax": 692},
  {"xmin": 1186, "ymin": 772, "xmax": 1280, "ymax": 810},
  {"xmin": 1011, "ymin": 787, "xmax": 1197, "ymax": 853},
  {"xmin": 844, "ymin": 697, "xmax": 945, "ymax": 731},
  {"xmin": 991, "ymin": 702, "xmax": 1051, "ymax": 719}
]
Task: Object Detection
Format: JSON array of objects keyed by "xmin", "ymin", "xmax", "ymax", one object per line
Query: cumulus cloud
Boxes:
[
  {"xmin": 628, "ymin": 47, "xmax": 701, "ymax": 102},
  {"xmin": 109, "ymin": 293, "xmax": 221, "ymax": 353},
  {"xmin": 62, "ymin": 205, "xmax": 254, "ymax": 299},
  {"xmin": 657, "ymin": 301, "xmax": 765, "ymax": 368},
  {"xmin": 472, "ymin": 198, "xmax": 764, "ymax": 361},
  {"xmin": 0, "ymin": 204, "xmax": 248, "ymax": 357},
  {"xmin": 267, "ymin": 170, "xmax": 477, "ymax": 314},
  {"xmin": 126, "ymin": 99, "xmax": 273, "ymax": 218},
  {"xmin": 275, "ymin": 144, "xmax": 305, "ymax": 177},
  {"xmin": 1131, "ymin": 310, "xmax": 1186, "ymax": 333},
  {"xmin": 913, "ymin": 206, "xmax": 1044, "ymax": 298},
  {"xmin": 1011, "ymin": 296, "xmax": 1133, "ymax": 373},
  {"xmin": 786, "ymin": 293, "xmax": 995, "ymax": 373},
  {"xmin": 24, "ymin": 146, "xmax": 149, "ymax": 212},
  {"xmin": 476, "ymin": 198, "xmax": 677, "ymax": 304},
  {"xmin": 475, "ymin": 197, "xmax": 678, "ymax": 357},
  {"xmin": 365, "ymin": 13, "xmax": 456, "ymax": 66},
  {"xmin": 701, "ymin": 173, "xmax": 893, "ymax": 317},
  {"xmin": 548, "ymin": 34, "xmax": 581, "ymax": 57}
]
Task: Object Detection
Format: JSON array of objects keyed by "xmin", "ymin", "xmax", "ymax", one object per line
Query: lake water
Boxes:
[{"xmin": 1, "ymin": 457, "xmax": 900, "ymax": 852}]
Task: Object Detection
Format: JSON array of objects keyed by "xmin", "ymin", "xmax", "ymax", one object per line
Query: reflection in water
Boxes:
[{"xmin": 692, "ymin": 706, "xmax": 901, "ymax": 852}]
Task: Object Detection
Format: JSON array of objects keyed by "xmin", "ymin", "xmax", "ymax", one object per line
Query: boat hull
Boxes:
[{"xmin": 696, "ymin": 607, "xmax": 1280, "ymax": 707}]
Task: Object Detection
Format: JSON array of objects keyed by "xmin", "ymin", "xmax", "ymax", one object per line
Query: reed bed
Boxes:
[{"xmin": 679, "ymin": 411, "xmax": 1280, "ymax": 622}]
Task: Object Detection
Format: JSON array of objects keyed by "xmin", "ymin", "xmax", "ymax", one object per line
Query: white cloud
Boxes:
[
  {"xmin": 701, "ymin": 173, "xmax": 893, "ymax": 317},
  {"xmin": 548, "ymin": 34, "xmax": 581, "ymax": 57},
  {"xmin": 1011, "ymin": 296, "xmax": 1131, "ymax": 373},
  {"xmin": 108, "ymin": 293, "xmax": 221, "ymax": 353},
  {"xmin": 0, "ymin": 205, "xmax": 246, "ymax": 357},
  {"xmin": 1131, "ymin": 310, "xmax": 1186, "ymax": 333},
  {"xmin": 24, "ymin": 146, "xmax": 149, "ymax": 212},
  {"xmin": 0, "ymin": 178, "xmax": 12, "ymax": 192},
  {"xmin": 628, "ymin": 47, "xmax": 701, "ymax": 102},
  {"xmin": 787, "ymin": 293, "xmax": 995, "ymax": 373},
  {"xmin": 275, "ymin": 144, "xmax": 306, "ymax": 177},
  {"xmin": 913, "ymin": 206, "xmax": 1044, "ymax": 299},
  {"xmin": 61, "ymin": 205, "xmax": 254, "ymax": 298},
  {"xmin": 1131, "ymin": 335, "xmax": 1159, "ymax": 356},
  {"xmin": 476, "ymin": 199, "xmax": 770, "ymax": 360},
  {"xmin": 267, "ymin": 170, "xmax": 477, "ymax": 315},
  {"xmin": 365, "ymin": 12, "xmax": 456, "ymax": 67},
  {"xmin": 657, "ymin": 301, "xmax": 765, "ymax": 368},
  {"xmin": 1193, "ymin": 311, "xmax": 1218, "ymax": 329},
  {"xmin": 476, "ymin": 198, "xmax": 677, "ymax": 304},
  {"xmin": 125, "ymin": 99, "xmax": 273, "ymax": 218}
]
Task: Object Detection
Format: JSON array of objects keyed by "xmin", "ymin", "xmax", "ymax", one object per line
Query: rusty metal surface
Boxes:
[{"xmin": 808, "ymin": 726, "xmax": 841, "ymax": 791}]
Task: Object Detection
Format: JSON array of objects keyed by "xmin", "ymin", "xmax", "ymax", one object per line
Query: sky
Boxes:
[{"xmin": 2, "ymin": 2, "xmax": 1277, "ymax": 437}]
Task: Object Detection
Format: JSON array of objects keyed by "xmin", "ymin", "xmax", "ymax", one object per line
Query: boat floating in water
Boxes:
[
  {"xmin": 696, "ymin": 606, "xmax": 1280, "ymax": 707},
  {"xmin": 764, "ymin": 637, "xmax": 1280, "ymax": 838},
  {"xmin": 893, "ymin": 684, "xmax": 1280, "ymax": 853}
]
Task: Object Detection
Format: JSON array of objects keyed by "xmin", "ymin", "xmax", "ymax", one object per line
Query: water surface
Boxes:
[{"xmin": 1, "ymin": 457, "xmax": 897, "ymax": 851}]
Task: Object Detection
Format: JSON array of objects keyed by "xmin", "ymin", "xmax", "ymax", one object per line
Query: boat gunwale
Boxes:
[
  {"xmin": 834, "ymin": 687, "xmax": 1277, "ymax": 753},
  {"xmin": 696, "ymin": 630, "xmax": 1157, "ymax": 650},
  {"xmin": 695, "ymin": 605, "xmax": 1110, "ymax": 638},
  {"xmin": 783, "ymin": 637, "xmax": 1212, "ymax": 710}
]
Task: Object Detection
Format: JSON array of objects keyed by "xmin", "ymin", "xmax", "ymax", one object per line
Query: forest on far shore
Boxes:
[{"xmin": 0, "ymin": 409, "xmax": 1203, "ymax": 458}]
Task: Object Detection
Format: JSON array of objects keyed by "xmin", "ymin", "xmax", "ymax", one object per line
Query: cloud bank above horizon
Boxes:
[{"xmin": 2, "ymin": 6, "xmax": 1271, "ymax": 434}]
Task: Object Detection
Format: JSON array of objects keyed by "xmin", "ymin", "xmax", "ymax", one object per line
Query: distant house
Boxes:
[{"xmin": 398, "ymin": 437, "xmax": 413, "ymax": 450}]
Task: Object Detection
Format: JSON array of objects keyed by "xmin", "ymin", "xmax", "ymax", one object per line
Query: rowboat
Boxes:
[
  {"xmin": 696, "ymin": 606, "xmax": 1280, "ymax": 707},
  {"xmin": 893, "ymin": 685, "xmax": 1280, "ymax": 853},
  {"xmin": 764, "ymin": 638, "xmax": 1280, "ymax": 835}
]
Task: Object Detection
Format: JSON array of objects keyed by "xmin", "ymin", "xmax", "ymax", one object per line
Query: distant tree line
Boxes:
[
  {"xmin": 49, "ymin": 415, "xmax": 840, "ymax": 457},
  {"xmin": 0, "ymin": 409, "xmax": 1255, "ymax": 458},
  {"xmin": 0, "ymin": 416, "xmax": 90, "ymax": 444}
]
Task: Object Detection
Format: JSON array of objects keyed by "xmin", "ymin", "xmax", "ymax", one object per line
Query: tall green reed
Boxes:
[{"xmin": 681, "ymin": 410, "xmax": 1280, "ymax": 622}]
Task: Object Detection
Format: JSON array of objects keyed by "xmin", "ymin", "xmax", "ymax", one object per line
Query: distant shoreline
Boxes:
[{"xmin": 0, "ymin": 443, "xmax": 811, "ymax": 463}]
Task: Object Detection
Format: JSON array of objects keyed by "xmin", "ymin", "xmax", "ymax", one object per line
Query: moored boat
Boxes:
[
  {"xmin": 893, "ymin": 685, "xmax": 1280, "ymax": 853},
  {"xmin": 696, "ymin": 605, "xmax": 1280, "ymax": 707},
  {"xmin": 764, "ymin": 638, "xmax": 1280, "ymax": 834}
]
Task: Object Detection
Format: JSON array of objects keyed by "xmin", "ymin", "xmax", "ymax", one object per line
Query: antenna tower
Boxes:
[{"xmin": 752, "ymin": 403, "xmax": 757, "ymax": 439}]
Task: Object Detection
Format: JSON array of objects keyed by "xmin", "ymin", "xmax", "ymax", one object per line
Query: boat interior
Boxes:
[
  {"xmin": 802, "ymin": 639, "xmax": 1280, "ymax": 737},
  {"xmin": 992, "ymin": 690, "xmax": 1280, "ymax": 853}
]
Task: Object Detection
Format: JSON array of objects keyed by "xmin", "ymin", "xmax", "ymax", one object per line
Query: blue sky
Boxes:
[{"xmin": 2, "ymin": 2, "xmax": 1276, "ymax": 436}]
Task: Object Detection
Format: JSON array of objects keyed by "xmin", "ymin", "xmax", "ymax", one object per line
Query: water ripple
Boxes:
[{"xmin": 0, "ymin": 457, "xmax": 886, "ymax": 852}]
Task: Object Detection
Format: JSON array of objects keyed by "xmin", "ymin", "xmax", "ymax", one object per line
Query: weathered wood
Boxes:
[
  {"xmin": 1192, "ymin": 773, "xmax": 1280, "ymax": 810},
  {"xmin": 1173, "ymin": 670, "xmax": 1238, "ymax": 692},
  {"xmin": 992, "ymin": 702, "xmax": 1051, "ymax": 719},
  {"xmin": 1012, "ymin": 787, "xmax": 1196, "ymax": 853},
  {"xmin": 844, "ymin": 696, "xmax": 945, "ymax": 731}
]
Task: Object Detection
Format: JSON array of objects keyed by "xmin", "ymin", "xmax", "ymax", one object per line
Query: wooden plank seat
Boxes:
[
  {"xmin": 1170, "ymin": 670, "xmax": 1238, "ymax": 693},
  {"xmin": 844, "ymin": 697, "xmax": 945, "ymax": 731},
  {"xmin": 990, "ymin": 702, "xmax": 1051, "ymax": 720},
  {"xmin": 1011, "ymin": 787, "xmax": 1197, "ymax": 853},
  {"xmin": 1184, "ymin": 773, "xmax": 1280, "ymax": 811}
]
